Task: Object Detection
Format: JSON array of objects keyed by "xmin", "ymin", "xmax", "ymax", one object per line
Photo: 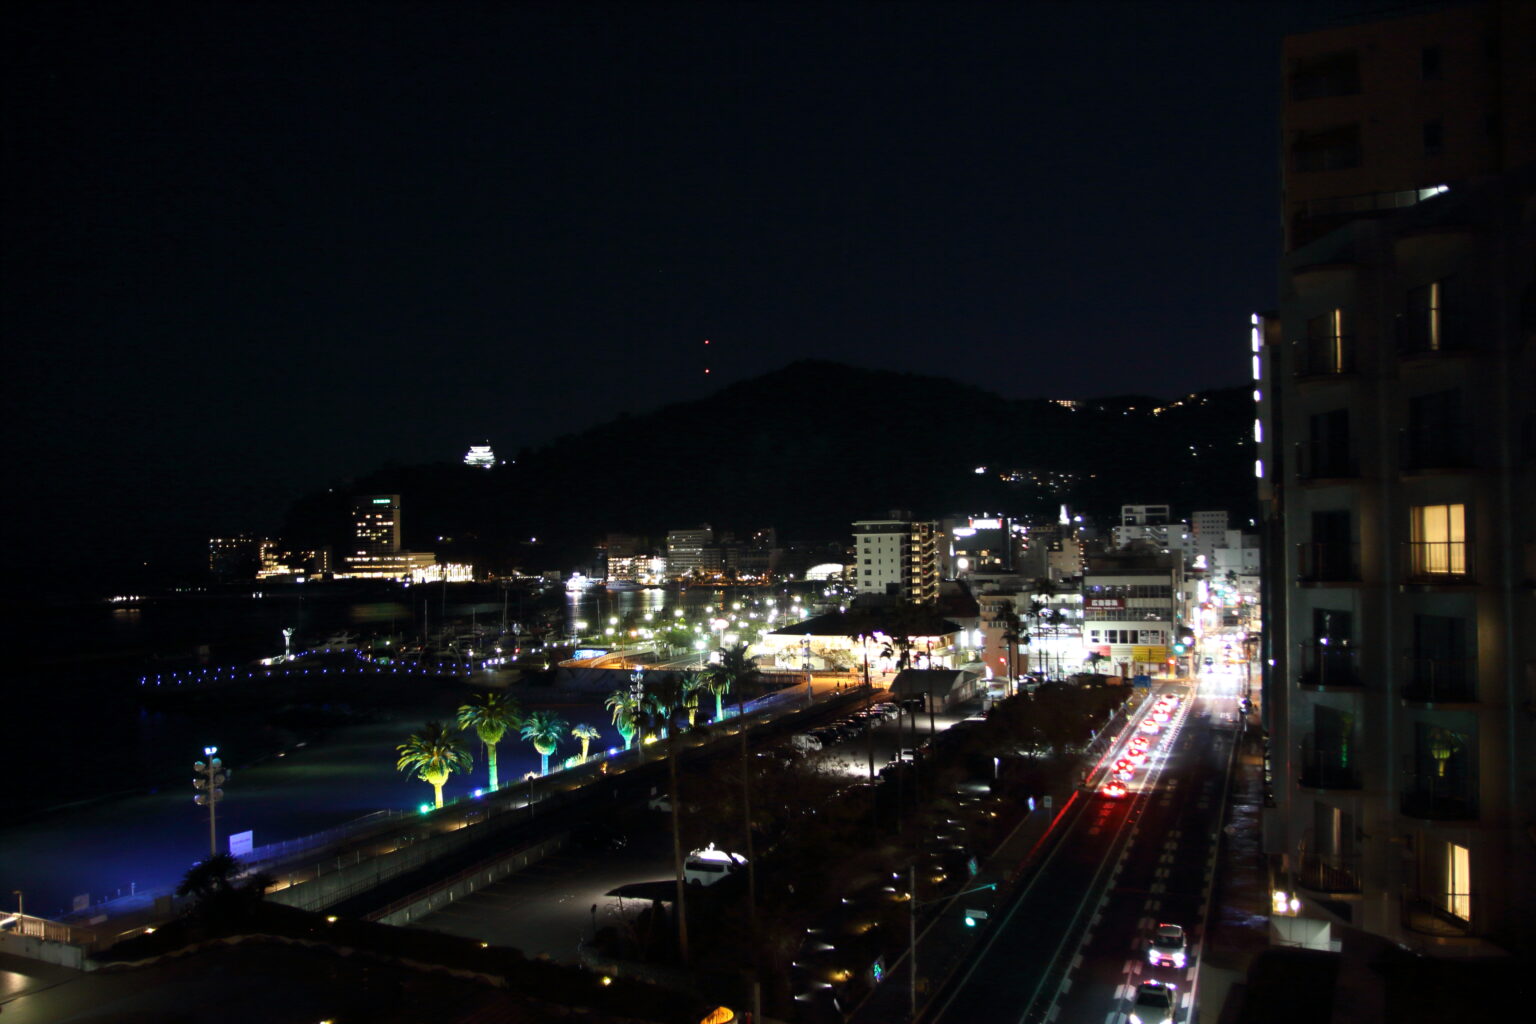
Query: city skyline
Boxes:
[{"xmin": 6, "ymin": 0, "xmax": 1350, "ymax": 585}]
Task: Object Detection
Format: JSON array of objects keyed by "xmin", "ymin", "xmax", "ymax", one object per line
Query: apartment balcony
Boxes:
[
  {"xmin": 1298, "ymin": 737, "xmax": 1361, "ymax": 791},
  {"xmin": 1401, "ymin": 891, "xmax": 1479, "ymax": 939},
  {"xmin": 1400, "ymin": 777, "xmax": 1478, "ymax": 821},
  {"xmin": 1297, "ymin": 642, "xmax": 1363, "ymax": 690},
  {"xmin": 1297, "ymin": 542, "xmax": 1361, "ymax": 585},
  {"xmin": 1400, "ymin": 655, "xmax": 1477, "ymax": 704},
  {"xmin": 1296, "ymin": 854, "xmax": 1362, "ymax": 896},
  {"xmin": 1403, "ymin": 541, "xmax": 1474, "ymax": 585},
  {"xmin": 1291, "ymin": 339, "xmax": 1358, "ymax": 382},
  {"xmin": 1394, "ymin": 312, "xmax": 1479, "ymax": 361},
  {"xmin": 1398, "ymin": 430, "xmax": 1476, "ymax": 475},
  {"xmin": 1294, "ymin": 441, "xmax": 1359, "ymax": 484}
]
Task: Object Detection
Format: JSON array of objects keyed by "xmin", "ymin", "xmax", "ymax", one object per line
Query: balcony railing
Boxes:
[
  {"xmin": 1296, "ymin": 854, "xmax": 1362, "ymax": 895},
  {"xmin": 1401, "ymin": 655, "xmax": 1477, "ymax": 703},
  {"xmin": 1399, "ymin": 429, "xmax": 1475, "ymax": 474},
  {"xmin": 1294, "ymin": 441, "xmax": 1359, "ymax": 482},
  {"xmin": 1400, "ymin": 776, "xmax": 1478, "ymax": 821},
  {"xmin": 1299, "ymin": 736, "xmax": 1361, "ymax": 790},
  {"xmin": 1297, "ymin": 542, "xmax": 1361, "ymax": 583},
  {"xmin": 1404, "ymin": 540, "xmax": 1473, "ymax": 583},
  {"xmin": 1401, "ymin": 891, "xmax": 1479, "ymax": 938},
  {"xmin": 1297, "ymin": 642, "xmax": 1362, "ymax": 689},
  {"xmin": 1394, "ymin": 311, "xmax": 1476, "ymax": 357},
  {"xmin": 1292, "ymin": 339, "xmax": 1357, "ymax": 380}
]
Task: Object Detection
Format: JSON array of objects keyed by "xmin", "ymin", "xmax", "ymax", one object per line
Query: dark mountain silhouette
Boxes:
[{"xmin": 280, "ymin": 360, "xmax": 1256, "ymax": 572}]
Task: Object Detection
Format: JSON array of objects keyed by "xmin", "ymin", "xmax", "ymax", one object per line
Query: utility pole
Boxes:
[
  {"xmin": 667, "ymin": 724, "xmax": 690, "ymax": 966},
  {"xmin": 908, "ymin": 864, "xmax": 918, "ymax": 1020},
  {"xmin": 192, "ymin": 746, "xmax": 226, "ymax": 857}
]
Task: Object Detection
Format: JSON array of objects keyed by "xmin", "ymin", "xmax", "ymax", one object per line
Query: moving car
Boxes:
[
  {"xmin": 1146, "ymin": 923, "xmax": 1187, "ymax": 968},
  {"xmin": 1140, "ymin": 719, "xmax": 1161, "ymax": 734},
  {"xmin": 1102, "ymin": 779, "xmax": 1127, "ymax": 799},
  {"xmin": 1129, "ymin": 979, "xmax": 1177, "ymax": 1024}
]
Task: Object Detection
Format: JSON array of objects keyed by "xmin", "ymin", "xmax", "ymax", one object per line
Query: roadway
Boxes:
[{"xmin": 920, "ymin": 670, "xmax": 1243, "ymax": 1024}]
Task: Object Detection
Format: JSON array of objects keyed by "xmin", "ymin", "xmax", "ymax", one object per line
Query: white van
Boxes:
[
  {"xmin": 684, "ymin": 843, "xmax": 747, "ymax": 886},
  {"xmin": 790, "ymin": 733, "xmax": 823, "ymax": 754}
]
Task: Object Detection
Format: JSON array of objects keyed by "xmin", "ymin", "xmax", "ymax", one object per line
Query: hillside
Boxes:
[{"xmin": 281, "ymin": 360, "xmax": 1256, "ymax": 571}]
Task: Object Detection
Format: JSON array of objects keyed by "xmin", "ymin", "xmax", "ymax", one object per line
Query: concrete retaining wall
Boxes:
[
  {"xmin": 371, "ymin": 832, "xmax": 571, "ymax": 927},
  {"xmin": 0, "ymin": 930, "xmax": 87, "ymax": 969}
]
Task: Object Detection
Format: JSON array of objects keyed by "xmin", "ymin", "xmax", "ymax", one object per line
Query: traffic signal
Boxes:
[{"xmin": 1172, "ymin": 641, "xmax": 1188, "ymax": 655}]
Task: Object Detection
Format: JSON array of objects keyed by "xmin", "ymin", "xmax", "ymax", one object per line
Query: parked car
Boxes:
[
  {"xmin": 684, "ymin": 844, "xmax": 747, "ymax": 886},
  {"xmin": 791, "ymin": 733, "xmax": 823, "ymax": 754}
]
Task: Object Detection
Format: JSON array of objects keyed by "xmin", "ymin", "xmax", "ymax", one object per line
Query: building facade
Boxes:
[
  {"xmin": 853, "ymin": 512, "xmax": 940, "ymax": 603},
  {"xmin": 1082, "ymin": 551, "xmax": 1184, "ymax": 678},
  {"xmin": 1258, "ymin": 165, "xmax": 1535, "ymax": 954},
  {"xmin": 1281, "ymin": 0, "xmax": 1536, "ymax": 250}
]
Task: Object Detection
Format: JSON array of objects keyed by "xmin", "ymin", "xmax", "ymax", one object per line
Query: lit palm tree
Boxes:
[
  {"xmin": 456, "ymin": 691, "xmax": 521, "ymax": 792},
  {"xmin": 572, "ymin": 722, "xmax": 601, "ymax": 761},
  {"xmin": 521, "ymin": 710, "xmax": 567, "ymax": 775},
  {"xmin": 704, "ymin": 642, "xmax": 760, "ymax": 720},
  {"xmin": 396, "ymin": 722, "xmax": 472, "ymax": 809},
  {"xmin": 605, "ymin": 688, "xmax": 642, "ymax": 750},
  {"xmin": 680, "ymin": 671, "xmax": 707, "ymax": 727}
]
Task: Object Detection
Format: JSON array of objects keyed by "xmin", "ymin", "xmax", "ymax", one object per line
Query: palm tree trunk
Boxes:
[
  {"xmin": 541, "ymin": 752, "xmax": 550, "ymax": 775},
  {"xmin": 433, "ymin": 781, "xmax": 444, "ymax": 808},
  {"xmin": 488, "ymin": 744, "xmax": 499, "ymax": 791}
]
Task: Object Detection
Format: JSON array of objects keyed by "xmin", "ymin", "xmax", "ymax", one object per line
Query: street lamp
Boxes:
[
  {"xmin": 192, "ymin": 746, "xmax": 227, "ymax": 857},
  {"xmin": 907, "ymin": 866, "xmax": 997, "ymax": 1017}
]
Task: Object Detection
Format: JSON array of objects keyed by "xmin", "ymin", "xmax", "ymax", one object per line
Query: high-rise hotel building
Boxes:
[{"xmin": 344, "ymin": 494, "xmax": 438, "ymax": 579}]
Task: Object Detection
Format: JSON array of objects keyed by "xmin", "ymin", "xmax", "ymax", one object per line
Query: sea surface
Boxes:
[{"xmin": 0, "ymin": 581, "xmax": 807, "ymax": 916}]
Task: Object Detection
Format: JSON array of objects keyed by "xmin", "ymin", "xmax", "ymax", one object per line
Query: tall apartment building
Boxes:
[
  {"xmin": 1191, "ymin": 510, "xmax": 1230, "ymax": 562},
  {"xmin": 1256, "ymin": 163, "xmax": 1535, "ymax": 954},
  {"xmin": 1282, "ymin": 0, "xmax": 1536, "ymax": 249},
  {"xmin": 853, "ymin": 512, "xmax": 940, "ymax": 604},
  {"xmin": 666, "ymin": 526, "xmax": 715, "ymax": 579}
]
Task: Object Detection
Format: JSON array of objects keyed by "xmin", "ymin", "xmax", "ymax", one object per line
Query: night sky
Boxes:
[{"xmin": 5, "ymin": 1, "xmax": 1356, "ymax": 585}]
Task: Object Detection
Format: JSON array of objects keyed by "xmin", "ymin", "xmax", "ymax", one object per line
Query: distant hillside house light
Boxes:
[{"xmin": 464, "ymin": 444, "xmax": 496, "ymax": 468}]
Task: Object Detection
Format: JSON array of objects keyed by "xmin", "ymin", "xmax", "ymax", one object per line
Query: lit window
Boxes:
[
  {"xmin": 1446, "ymin": 842, "xmax": 1470, "ymax": 921},
  {"xmin": 1410, "ymin": 504, "xmax": 1467, "ymax": 575}
]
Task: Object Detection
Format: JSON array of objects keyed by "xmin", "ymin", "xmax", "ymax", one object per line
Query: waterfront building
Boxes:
[
  {"xmin": 207, "ymin": 535, "xmax": 264, "ymax": 581},
  {"xmin": 666, "ymin": 526, "xmax": 715, "ymax": 579},
  {"xmin": 342, "ymin": 494, "xmax": 442, "ymax": 580}
]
